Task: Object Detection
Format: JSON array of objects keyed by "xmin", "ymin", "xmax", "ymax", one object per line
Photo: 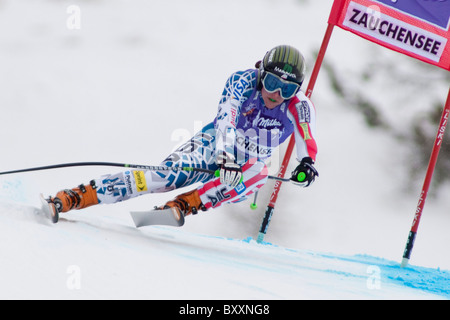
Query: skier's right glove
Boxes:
[
  {"xmin": 216, "ymin": 152, "xmax": 243, "ymax": 189},
  {"xmin": 290, "ymin": 157, "xmax": 319, "ymax": 188}
]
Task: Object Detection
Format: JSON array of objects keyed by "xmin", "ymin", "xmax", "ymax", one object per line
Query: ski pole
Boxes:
[
  {"xmin": 0, "ymin": 161, "xmax": 291, "ymax": 182},
  {"xmin": 250, "ymin": 191, "xmax": 259, "ymax": 210},
  {"xmin": 0, "ymin": 162, "xmax": 213, "ymax": 176}
]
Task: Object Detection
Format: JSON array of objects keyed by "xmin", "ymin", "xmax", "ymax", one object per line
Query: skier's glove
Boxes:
[
  {"xmin": 216, "ymin": 153, "xmax": 243, "ymax": 189},
  {"xmin": 290, "ymin": 157, "xmax": 318, "ymax": 187}
]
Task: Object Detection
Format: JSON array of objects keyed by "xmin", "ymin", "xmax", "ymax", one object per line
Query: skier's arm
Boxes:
[
  {"xmin": 287, "ymin": 93, "xmax": 319, "ymax": 187},
  {"xmin": 214, "ymin": 70, "xmax": 256, "ymax": 161},
  {"xmin": 287, "ymin": 93, "xmax": 318, "ymax": 162}
]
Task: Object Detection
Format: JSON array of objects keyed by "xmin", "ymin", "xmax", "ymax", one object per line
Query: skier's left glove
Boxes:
[
  {"xmin": 290, "ymin": 157, "xmax": 318, "ymax": 187},
  {"xmin": 216, "ymin": 152, "xmax": 243, "ymax": 189}
]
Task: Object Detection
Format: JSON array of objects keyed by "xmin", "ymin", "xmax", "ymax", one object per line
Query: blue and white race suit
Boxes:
[{"xmin": 94, "ymin": 69, "xmax": 318, "ymax": 209}]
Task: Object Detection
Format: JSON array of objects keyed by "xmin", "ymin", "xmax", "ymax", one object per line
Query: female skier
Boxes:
[{"xmin": 46, "ymin": 45, "xmax": 319, "ymax": 223}]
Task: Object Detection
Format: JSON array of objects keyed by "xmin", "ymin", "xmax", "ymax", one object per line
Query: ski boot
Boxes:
[
  {"xmin": 46, "ymin": 181, "xmax": 99, "ymax": 222},
  {"xmin": 159, "ymin": 189, "xmax": 207, "ymax": 217}
]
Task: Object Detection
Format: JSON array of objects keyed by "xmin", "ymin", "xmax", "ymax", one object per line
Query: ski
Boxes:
[
  {"xmin": 39, "ymin": 193, "xmax": 59, "ymax": 223},
  {"xmin": 130, "ymin": 207, "xmax": 185, "ymax": 228}
]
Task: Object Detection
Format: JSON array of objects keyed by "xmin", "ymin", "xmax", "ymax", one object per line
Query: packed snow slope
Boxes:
[
  {"xmin": 0, "ymin": 0, "xmax": 449, "ymax": 299},
  {"xmin": 0, "ymin": 201, "xmax": 448, "ymax": 299}
]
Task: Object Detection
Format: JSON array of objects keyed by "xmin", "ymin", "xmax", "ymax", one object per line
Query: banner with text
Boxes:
[{"xmin": 329, "ymin": 0, "xmax": 450, "ymax": 71}]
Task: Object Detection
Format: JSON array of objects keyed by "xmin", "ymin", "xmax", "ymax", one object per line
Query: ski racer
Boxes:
[{"xmin": 46, "ymin": 45, "xmax": 319, "ymax": 221}]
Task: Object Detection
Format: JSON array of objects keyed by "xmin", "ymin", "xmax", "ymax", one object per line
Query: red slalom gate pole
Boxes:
[
  {"xmin": 401, "ymin": 87, "xmax": 450, "ymax": 268},
  {"xmin": 256, "ymin": 23, "xmax": 335, "ymax": 243}
]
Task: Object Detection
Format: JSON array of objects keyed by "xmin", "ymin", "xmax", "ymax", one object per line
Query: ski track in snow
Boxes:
[{"xmin": 0, "ymin": 200, "xmax": 448, "ymax": 300}]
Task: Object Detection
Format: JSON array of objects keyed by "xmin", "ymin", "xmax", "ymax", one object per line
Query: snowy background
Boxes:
[{"xmin": 0, "ymin": 0, "xmax": 449, "ymax": 299}]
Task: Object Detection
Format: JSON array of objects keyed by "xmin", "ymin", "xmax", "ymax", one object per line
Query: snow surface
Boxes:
[
  {"xmin": 0, "ymin": 201, "xmax": 448, "ymax": 300},
  {"xmin": 0, "ymin": 0, "xmax": 449, "ymax": 299}
]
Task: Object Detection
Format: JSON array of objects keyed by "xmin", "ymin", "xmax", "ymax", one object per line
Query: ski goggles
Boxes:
[{"xmin": 262, "ymin": 72, "xmax": 300, "ymax": 100}]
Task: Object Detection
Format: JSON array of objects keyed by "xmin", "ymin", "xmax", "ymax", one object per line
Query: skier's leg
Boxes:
[
  {"xmin": 93, "ymin": 123, "xmax": 217, "ymax": 206},
  {"xmin": 48, "ymin": 123, "xmax": 217, "ymax": 213},
  {"xmin": 161, "ymin": 158, "xmax": 268, "ymax": 216}
]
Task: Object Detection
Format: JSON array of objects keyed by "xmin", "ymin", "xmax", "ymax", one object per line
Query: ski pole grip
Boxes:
[{"xmin": 214, "ymin": 169, "xmax": 244, "ymax": 184}]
